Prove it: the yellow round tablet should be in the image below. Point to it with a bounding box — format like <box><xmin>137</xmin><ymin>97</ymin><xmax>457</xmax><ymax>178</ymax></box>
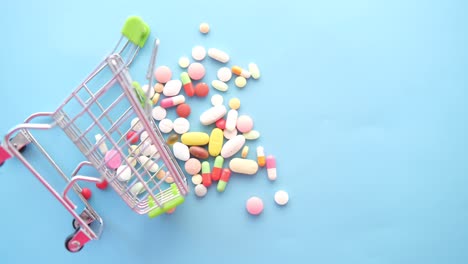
<box><xmin>178</xmin><ymin>56</ymin><xmax>190</xmax><ymax>68</ymax></box>
<box><xmin>229</xmin><ymin>98</ymin><xmax>241</xmax><ymax>110</ymax></box>
<box><xmin>235</xmin><ymin>76</ymin><xmax>247</xmax><ymax>88</ymax></box>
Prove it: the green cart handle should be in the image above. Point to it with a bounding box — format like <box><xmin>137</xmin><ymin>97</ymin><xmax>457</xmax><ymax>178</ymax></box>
<box><xmin>122</xmin><ymin>16</ymin><xmax>150</xmax><ymax>48</ymax></box>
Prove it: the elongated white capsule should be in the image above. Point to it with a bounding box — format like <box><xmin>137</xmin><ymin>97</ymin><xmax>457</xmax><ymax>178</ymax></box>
<box><xmin>208</xmin><ymin>48</ymin><xmax>230</xmax><ymax>63</ymax></box>
<box><xmin>200</xmin><ymin>105</ymin><xmax>227</xmax><ymax>125</ymax></box>
<box><xmin>225</xmin><ymin>109</ymin><xmax>238</xmax><ymax>131</ymax></box>
<box><xmin>95</xmin><ymin>134</ymin><xmax>108</xmax><ymax>155</ymax></box>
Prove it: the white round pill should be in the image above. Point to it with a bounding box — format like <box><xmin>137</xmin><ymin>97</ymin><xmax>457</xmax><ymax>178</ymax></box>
<box><xmin>142</xmin><ymin>84</ymin><xmax>155</xmax><ymax>99</ymax></box>
<box><xmin>192</xmin><ymin>174</ymin><xmax>202</xmax><ymax>185</ymax></box>
<box><xmin>178</xmin><ymin>56</ymin><xmax>190</xmax><ymax>68</ymax></box>
<box><xmin>140</xmin><ymin>131</ymin><xmax>151</xmax><ymax>144</ymax></box>
<box><xmin>130</xmin><ymin>182</ymin><xmax>144</xmax><ymax>196</ymax></box>
<box><xmin>223</xmin><ymin>128</ymin><xmax>238</xmax><ymax>139</ymax></box>
<box><xmin>173</xmin><ymin>142</ymin><xmax>190</xmax><ymax>161</ymax></box>
<box><xmin>211</xmin><ymin>94</ymin><xmax>224</xmax><ymax>106</ymax></box>
<box><xmin>158</xmin><ymin>118</ymin><xmax>173</xmax><ymax>133</ymax></box>
<box><xmin>194</xmin><ymin>184</ymin><xmax>207</xmax><ymax>197</ymax></box>
<box><xmin>131</xmin><ymin>118</ymin><xmax>144</xmax><ymax>132</ymax></box>
<box><xmin>217</xmin><ymin>67</ymin><xmax>232</xmax><ymax>82</ymax></box>
<box><xmin>117</xmin><ymin>165</ymin><xmax>132</xmax><ymax>181</ymax></box>
<box><xmin>274</xmin><ymin>190</ymin><xmax>289</xmax><ymax>206</ymax></box>
<box><xmin>163</xmin><ymin>80</ymin><xmax>182</xmax><ymax>97</ymax></box>
<box><xmin>173</xmin><ymin>118</ymin><xmax>190</xmax><ymax>134</ymax></box>
<box><xmin>152</xmin><ymin>106</ymin><xmax>167</xmax><ymax>121</ymax></box>
<box><xmin>192</xmin><ymin>46</ymin><xmax>206</xmax><ymax>61</ymax></box>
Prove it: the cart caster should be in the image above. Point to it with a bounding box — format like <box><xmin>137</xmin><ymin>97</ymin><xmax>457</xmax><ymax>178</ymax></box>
<box><xmin>65</xmin><ymin>232</ymin><xmax>84</xmax><ymax>253</ymax></box>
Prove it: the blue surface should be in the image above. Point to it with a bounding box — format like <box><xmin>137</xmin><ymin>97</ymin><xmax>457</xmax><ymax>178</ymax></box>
<box><xmin>1</xmin><ymin>0</ymin><xmax>467</xmax><ymax>263</ymax></box>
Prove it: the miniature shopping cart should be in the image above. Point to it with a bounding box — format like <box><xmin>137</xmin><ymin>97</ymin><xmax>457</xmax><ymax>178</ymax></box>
<box><xmin>0</xmin><ymin>16</ymin><xmax>188</xmax><ymax>252</ymax></box>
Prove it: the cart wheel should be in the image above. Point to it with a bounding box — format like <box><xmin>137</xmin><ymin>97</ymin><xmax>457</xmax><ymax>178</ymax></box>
<box><xmin>65</xmin><ymin>233</ymin><xmax>84</xmax><ymax>253</ymax></box>
<box><xmin>72</xmin><ymin>219</ymin><xmax>79</xmax><ymax>230</ymax></box>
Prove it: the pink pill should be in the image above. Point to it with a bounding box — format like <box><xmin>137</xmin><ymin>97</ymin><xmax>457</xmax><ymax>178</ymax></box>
<box><xmin>187</xmin><ymin>62</ymin><xmax>205</xmax><ymax>81</ymax></box>
<box><xmin>246</xmin><ymin>196</ymin><xmax>263</xmax><ymax>215</ymax></box>
<box><xmin>154</xmin><ymin>66</ymin><xmax>172</xmax><ymax>83</ymax></box>
<box><xmin>104</xmin><ymin>149</ymin><xmax>122</xmax><ymax>169</ymax></box>
<box><xmin>236</xmin><ymin>115</ymin><xmax>254</xmax><ymax>133</ymax></box>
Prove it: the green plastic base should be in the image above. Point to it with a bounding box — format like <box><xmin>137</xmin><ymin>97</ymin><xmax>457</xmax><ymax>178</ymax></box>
<box><xmin>148</xmin><ymin>184</ymin><xmax>185</xmax><ymax>218</ymax></box>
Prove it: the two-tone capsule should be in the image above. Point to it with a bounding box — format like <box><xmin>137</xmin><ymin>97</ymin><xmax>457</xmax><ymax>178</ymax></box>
<box><xmin>217</xmin><ymin>168</ymin><xmax>231</xmax><ymax>192</ymax></box>
<box><xmin>180</xmin><ymin>72</ymin><xmax>195</xmax><ymax>97</ymax></box>
<box><xmin>211</xmin><ymin>156</ymin><xmax>224</xmax><ymax>181</ymax></box>
<box><xmin>202</xmin><ymin>161</ymin><xmax>212</xmax><ymax>187</ymax></box>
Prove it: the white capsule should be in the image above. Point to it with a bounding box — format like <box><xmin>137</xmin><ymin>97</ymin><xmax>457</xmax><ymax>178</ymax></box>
<box><xmin>224</xmin><ymin>128</ymin><xmax>238</xmax><ymax>139</ymax></box>
<box><xmin>116</xmin><ymin>165</ymin><xmax>132</xmax><ymax>181</ymax></box>
<box><xmin>243</xmin><ymin>130</ymin><xmax>260</xmax><ymax>140</ymax></box>
<box><xmin>208</xmin><ymin>48</ymin><xmax>230</xmax><ymax>63</ymax></box>
<box><xmin>138</xmin><ymin>156</ymin><xmax>159</xmax><ymax>173</ymax></box>
<box><xmin>130</xmin><ymin>182</ymin><xmax>145</xmax><ymax>196</ymax></box>
<box><xmin>221</xmin><ymin>135</ymin><xmax>245</xmax><ymax>158</ymax></box>
<box><xmin>200</xmin><ymin>105</ymin><xmax>227</xmax><ymax>125</ymax></box>
<box><xmin>225</xmin><ymin>109</ymin><xmax>238</xmax><ymax>131</ymax></box>
<box><xmin>94</xmin><ymin>134</ymin><xmax>108</xmax><ymax>155</ymax></box>
<box><xmin>211</xmin><ymin>80</ymin><xmax>228</xmax><ymax>92</ymax></box>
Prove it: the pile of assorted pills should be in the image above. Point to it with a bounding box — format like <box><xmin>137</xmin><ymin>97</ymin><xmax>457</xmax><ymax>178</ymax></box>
<box><xmin>144</xmin><ymin>22</ymin><xmax>288</xmax><ymax>215</ymax></box>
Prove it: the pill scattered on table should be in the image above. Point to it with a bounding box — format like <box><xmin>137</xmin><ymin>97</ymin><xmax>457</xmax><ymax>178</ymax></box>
<box><xmin>208</xmin><ymin>48</ymin><xmax>229</xmax><ymax>63</ymax></box>
<box><xmin>266</xmin><ymin>155</ymin><xmax>277</xmax><ymax>181</ymax></box>
<box><xmin>228</xmin><ymin>98</ymin><xmax>241</xmax><ymax>110</ymax></box>
<box><xmin>229</xmin><ymin>158</ymin><xmax>258</xmax><ymax>175</ymax></box>
<box><xmin>257</xmin><ymin>146</ymin><xmax>266</xmax><ymax>167</ymax></box>
<box><xmin>105</xmin><ymin>149</ymin><xmax>122</xmax><ymax>169</ymax></box>
<box><xmin>185</xmin><ymin>158</ymin><xmax>202</xmax><ymax>175</ymax></box>
<box><xmin>199</xmin><ymin>22</ymin><xmax>210</xmax><ymax>34</ymax></box>
<box><xmin>211</xmin><ymin>94</ymin><xmax>224</xmax><ymax>106</ymax></box>
<box><xmin>130</xmin><ymin>182</ymin><xmax>144</xmax><ymax>196</ymax></box>
<box><xmin>154</xmin><ymin>83</ymin><xmax>164</xmax><ymax>93</ymax></box>
<box><xmin>235</xmin><ymin>76</ymin><xmax>247</xmax><ymax>88</ymax></box>
<box><xmin>192</xmin><ymin>174</ymin><xmax>203</xmax><ymax>185</ymax></box>
<box><xmin>217</xmin><ymin>67</ymin><xmax>232</xmax><ymax>82</ymax></box>
<box><xmin>195</xmin><ymin>184</ymin><xmax>208</xmax><ymax>197</ymax></box>
<box><xmin>158</xmin><ymin>118</ymin><xmax>173</xmax><ymax>133</ymax></box>
<box><xmin>274</xmin><ymin>190</ymin><xmax>289</xmax><ymax>206</ymax></box>
<box><xmin>248</xmin><ymin>63</ymin><xmax>261</xmax><ymax>79</ymax></box>
<box><xmin>188</xmin><ymin>62</ymin><xmax>205</xmax><ymax>80</ymax></box>
<box><xmin>154</xmin><ymin>65</ymin><xmax>172</xmax><ymax>83</ymax></box>
<box><xmin>178</xmin><ymin>56</ymin><xmax>190</xmax><ymax>68</ymax></box>
<box><xmin>241</xmin><ymin>146</ymin><xmax>249</xmax><ymax>158</ymax></box>
<box><xmin>166</xmin><ymin>133</ymin><xmax>179</xmax><ymax>145</ymax></box>
<box><xmin>232</xmin><ymin>65</ymin><xmax>251</xmax><ymax>79</ymax></box>
<box><xmin>194</xmin><ymin>82</ymin><xmax>209</xmax><ymax>97</ymax></box>
<box><xmin>160</xmin><ymin>95</ymin><xmax>186</xmax><ymax>108</ymax></box>
<box><xmin>116</xmin><ymin>164</ymin><xmax>131</xmax><ymax>181</ymax></box>
<box><xmin>163</xmin><ymin>80</ymin><xmax>182</xmax><ymax>97</ymax></box>
<box><xmin>152</xmin><ymin>106</ymin><xmax>167</xmax><ymax>121</ymax></box>
<box><xmin>246</xmin><ymin>196</ymin><xmax>263</xmax><ymax>215</ymax></box>
<box><xmin>142</xmin><ymin>84</ymin><xmax>155</xmax><ymax>99</ymax></box>
<box><xmin>192</xmin><ymin>46</ymin><xmax>206</xmax><ymax>61</ymax></box>
<box><xmin>212</xmin><ymin>80</ymin><xmax>228</xmax><ymax>92</ymax></box>
<box><xmin>173</xmin><ymin>117</ymin><xmax>190</xmax><ymax>134</ymax></box>
<box><xmin>176</xmin><ymin>103</ymin><xmax>191</xmax><ymax>118</ymax></box>
<box><xmin>131</xmin><ymin>118</ymin><xmax>143</xmax><ymax>132</ymax></box>
<box><xmin>236</xmin><ymin>115</ymin><xmax>254</xmax><ymax>133</ymax></box>
<box><xmin>173</xmin><ymin>142</ymin><xmax>190</xmax><ymax>161</ymax></box>
<box><xmin>243</xmin><ymin>130</ymin><xmax>260</xmax><ymax>140</ymax></box>
<box><xmin>223</xmin><ymin>128</ymin><xmax>237</xmax><ymax>139</ymax></box>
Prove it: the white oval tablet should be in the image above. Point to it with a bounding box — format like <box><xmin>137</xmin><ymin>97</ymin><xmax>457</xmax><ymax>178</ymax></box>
<box><xmin>158</xmin><ymin>118</ymin><xmax>173</xmax><ymax>133</ymax></box>
<box><xmin>211</xmin><ymin>80</ymin><xmax>228</xmax><ymax>92</ymax></box>
<box><xmin>152</xmin><ymin>106</ymin><xmax>167</xmax><ymax>121</ymax></box>
<box><xmin>221</xmin><ymin>135</ymin><xmax>245</xmax><ymax>158</ymax></box>
<box><xmin>225</xmin><ymin>109</ymin><xmax>238</xmax><ymax>131</ymax></box>
<box><xmin>173</xmin><ymin>142</ymin><xmax>190</xmax><ymax>161</ymax></box>
<box><xmin>130</xmin><ymin>182</ymin><xmax>145</xmax><ymax>196</ymax></box>
<box><xmin>223</xmin><ymin>128</ymin><xmax>237</xmax><ymax>139</ymax></box>
<box><xmin>142</xmin><ymin>84</ymin><xmax>155</xmax><ymax>99</ymax></box>
<box><xmin>217</xmin><ymin>67</ymin><xmax>232</xmax><ymax>82</ymax></box>
<box><xmin>173</xmin><ymin>118</ymin><xmax>190</xmax><ymax>134</ymax></box>
<box><xmin>243</xmin><ymin>130</ymin><xmax>260</xmax><ymax>140</ymax></box>
<box><xmin>131</xmin><ymin>118</ymin><xmax>144</xmax><ymax>132</ymax></box>
<box><xmin>274</xmin><ymin>190</ymin><xmax>289</xmax><ymax>205</ymax></box>
<box><xmin>138</xmin><ymin>156</ymin><xmax>159</xmax><ymax>172</ymax></box>
<box><xmin>163</xmin><ymin>80</ymin><xmax>182</xmax><ymax>97</ymax></box>
<box><xmin>200</xmin><ymin>105</ymin><xmax>227</xmax><ymax>125</ymax></box>
<box><xmin>229</xmin><ymin>158</ymin><xmax>258</xmax><ymax>175</ymax></box>
<box><xmin>192</xmin><ymin>46</ymin><xmax>207</xmax><ymax>61</ymax></box>
<box><xmin>208</xmin><ymin>48</ymin><xmax>230</xmax><ymax>63</ymax></box>
<box><xmin>211</xmin><ymin>94</ymin><xmax>224</xmax><ymax>106</ymax></box>
<box><xmin>194</xmin><ymin>184</ymin><xmax>208</xmax><ymax>197</ymax></box>
<box><xmin>117</xmin><ymin>165</ymin><xmax>132</xmax><ymax>181</ymax></box>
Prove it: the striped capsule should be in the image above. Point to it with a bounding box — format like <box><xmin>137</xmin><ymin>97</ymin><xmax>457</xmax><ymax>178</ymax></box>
<box><xmin>202</xmin><ymin>161</ymin><xmax>212</xmax><ymax>187</ymax></box>
<box><xmin>211</xmin><ymin>156</ymin><xmax>224</xmax><ymax>181</ymax></box>
<box><xmin>232</xmin><ymin>66</ymin><xmax>251</xmax><ymax>79</ymax></box>
<box><xmin>180</xmin><ymin>72</ymin><xmax>195</xmax><ymax>97</ymax></box>
<box><xmin>217</xmin><ymin>168</ymin><xmax>231</xmax><ymax>192</ymax></box>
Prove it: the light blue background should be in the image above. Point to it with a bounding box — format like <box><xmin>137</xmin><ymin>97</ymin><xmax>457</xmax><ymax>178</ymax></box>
<box><xmin>0</xmin><ymin>0</ymin><xmax>467</xmax><ymax>263</ymax></box>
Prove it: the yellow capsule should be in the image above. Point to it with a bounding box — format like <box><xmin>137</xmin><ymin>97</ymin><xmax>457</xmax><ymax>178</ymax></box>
<box><xmin>241</xmin><ymin>146</ymin><xmax>249</xmax><ymax>158</ymax></box>
<box><xmin>152</xmin><ymin>93</ymin><xmax>160</xmax><ymax>104</ymax></box>
<box><xmin>209</xmin><ymin>128</ymin><xmax>224</xmax><ymax>156</ymax></box>
<box><xmin>257</xmin><ymin>146</ymin><xmax>266</xmax><ymax>167</ymax></box>
<box><xmin>181</xmin><ymin>132</ymin><xmax>210</xmax><ymax>146</ymax></box>
<box><xmin>166</xmin><ymin>134</ymin><xmax>179</xmax><ymax>145</ymax></box>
